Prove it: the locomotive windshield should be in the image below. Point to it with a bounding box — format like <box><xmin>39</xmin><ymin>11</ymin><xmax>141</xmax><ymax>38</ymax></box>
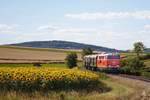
<box><xmin>107</xmin><ymin>55</ymin><xmax>120</xmax><ymax>59</ymax></box>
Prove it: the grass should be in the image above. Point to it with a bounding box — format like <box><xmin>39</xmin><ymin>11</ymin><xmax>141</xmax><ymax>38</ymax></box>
<box><xmin>0</xmin><ymin>63</ymin><xmax>67</xmax><ymax>68</ymax></box>
<box><xmin>144</xmin><ymin>59</ymin><xmax>150</xmax><ymax>68</ymax></box>
<box><xmin>0</xmin><ymin>77</ymin><xmax>134</xmax><ymax>100</ymax></box>
<box><xmin>120</xmin><ymin>52</ymin><xmax>137</xmax><ymax>57</ymax></box>
<box><xmin>0</xmin><ymin>61</ymin><xmax>84</xmax><ymax>68</ymax></box>
<box><xmin>120</xmin><ymin>52</ymin><xmax>148</xmax><ymax>58</ymax></box>
<box><xmin>98</xmin><ymin>79</ymin><xmax>134</xmax><ymax>100</ymax></box>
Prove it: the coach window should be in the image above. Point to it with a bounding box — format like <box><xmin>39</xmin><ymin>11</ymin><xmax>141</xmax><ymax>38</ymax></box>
<box><xmin>104</xmin><ymin>56</ymin><xmax>106</xmax><ymax>59</ymax></box>
<box><xmin>94</xmin><ymin>58</ymin><xmax>96</xmax><ymax>66</ymax></box>
<box><xmin>85</xmin><ymin>58</ymin><xmax>87</xmax><ymax>66</ymax></box>
<box><xmin>91</xmin><ymin>58</ymin><xmax>93</xmax><ymax>66</ymax></box>
<box><xmin>92</xmin><ymin>58</ymin><xmax>94</xmax><ymax>66</ymax></box>
<box><xmin>93</xmin><ymin>58</ymin><xmax>95</xmax><ymax>65</ymax></box>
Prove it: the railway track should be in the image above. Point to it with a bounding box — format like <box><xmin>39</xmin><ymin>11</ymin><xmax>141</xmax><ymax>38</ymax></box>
<box><xmin>108</xmin><ymin>74</ymin><xmax>150</xmax><ymax>83</ymax></box>
<box><xmin>85</xmin><ymin>66</ymin><xmax>150</xmax><ymax>83</ymax></box>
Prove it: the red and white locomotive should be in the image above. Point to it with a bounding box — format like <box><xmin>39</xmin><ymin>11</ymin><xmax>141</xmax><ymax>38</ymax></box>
<box><xmin>84</xmin><ymin>52</ymin><xmax>120</xmax><ymax>71</ymax></box>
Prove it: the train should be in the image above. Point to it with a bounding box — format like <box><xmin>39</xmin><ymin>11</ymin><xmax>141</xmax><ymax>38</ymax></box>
<box><xmin>84</xmin><ymin>53</ymin><xmax>121</xmax><ymax>72</ymax></box>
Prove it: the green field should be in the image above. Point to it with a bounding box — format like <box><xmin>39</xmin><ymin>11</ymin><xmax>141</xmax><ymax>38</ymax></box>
<box><xmin>0</xmin><ymin>63</ymin><xmax>67</xmax><ymax>68</ymax></box>
<box><xmin>120</xmin><ymin>52</ymin><xmax>148</xmax><ymax>58</ymax></box>
<box><xmin>144</xmin><ymin>59</ymin><xmax>150</xmax><ymax>68</ymax></box>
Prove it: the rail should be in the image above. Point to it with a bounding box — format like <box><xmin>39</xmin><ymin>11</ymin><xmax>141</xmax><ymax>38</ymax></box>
<box><xmin>108</xmin><ymin>74</ymin><xmax>150</xmax><ymax>83</ymax></box>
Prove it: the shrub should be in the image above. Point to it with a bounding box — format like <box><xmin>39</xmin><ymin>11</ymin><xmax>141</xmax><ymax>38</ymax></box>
<box><xmin>65</xmin><ymin>52</ymin><xmax>78</xmax><ymax>68</ymax></box>
<box><xmin>33</xmin><ymin>63</ymin><xmax>42</xmax><ymax>67</ymax></box>
<box><xmin>120</xmin><ymin>58</ymin><xmax>130</xmax><ymax>67</ymax></box>
<box><xmin>120</xmin><ymin>57</ymin><xmax>145</xmax><ymax>75</ymax></box>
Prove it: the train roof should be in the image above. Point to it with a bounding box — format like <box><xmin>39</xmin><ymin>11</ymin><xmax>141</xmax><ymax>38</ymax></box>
<box><xmin>84</xmin><ymin>54</ymin><xmax>97</xmax><ymax>58</ymax></box>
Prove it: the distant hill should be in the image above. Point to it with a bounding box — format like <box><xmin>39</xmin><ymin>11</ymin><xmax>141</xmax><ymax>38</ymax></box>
<box><xmin>145</xmin><ymin>48</ymin><xmax>150</xmax><ymax>53</ymax></box>
<box><xmin>10</xmin><ymin>40</ymin><xmax>123</xmax><ymax>52</ymax></box>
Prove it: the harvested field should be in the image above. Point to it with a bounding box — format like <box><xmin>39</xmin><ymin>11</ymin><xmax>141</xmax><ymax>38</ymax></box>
<box><xmin>0</xmin><ymin>46</ymin><xmax>82</xmax><ymax>63</ymax></box>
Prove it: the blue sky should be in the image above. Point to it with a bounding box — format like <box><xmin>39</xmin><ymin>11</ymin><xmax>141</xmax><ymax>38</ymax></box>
<box><xmin>0</xmin><ymin>0</ymin><xmax>150</xmax><ymax>50</ymax></box>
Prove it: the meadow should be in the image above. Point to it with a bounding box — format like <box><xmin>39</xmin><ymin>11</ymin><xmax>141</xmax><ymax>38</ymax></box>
<box><xmin>0</xmin><ymin>63</ymin><xmax>67</xmax><ymax>68</ymax></box>
<box><xmin>0</xmin><ymin>46</ymin><xmax>150</xmax><ymax>100</ymax></box>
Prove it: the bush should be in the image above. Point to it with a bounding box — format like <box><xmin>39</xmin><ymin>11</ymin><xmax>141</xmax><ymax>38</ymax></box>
<box><xmin>120</xmin><ymin>57</ymin><xmax>145</xmax><ymax>75</ymax></box>
<box><xmin>65</xmin><ymin>52</ymin><xmax>77</xmax><ymax>68</ymax></box>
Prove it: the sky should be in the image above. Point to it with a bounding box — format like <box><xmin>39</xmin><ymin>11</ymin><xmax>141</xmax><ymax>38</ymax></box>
<box><xmin>0</xmin><ymin>0</ymin><xmax>150</xmax><ymax>50</ymax></box>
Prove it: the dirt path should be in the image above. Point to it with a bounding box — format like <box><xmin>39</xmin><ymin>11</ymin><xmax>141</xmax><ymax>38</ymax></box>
<box><xmin>108</xmin><ymin>74</ymin><xmax>150</xmax><ymax>100</ymax></box>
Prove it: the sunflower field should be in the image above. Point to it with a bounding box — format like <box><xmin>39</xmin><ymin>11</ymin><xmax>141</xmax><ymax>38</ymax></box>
<box><xmin>0</xmin><ymin>67</ymin><xmax>99</xmax><ymax>92</ymax></box>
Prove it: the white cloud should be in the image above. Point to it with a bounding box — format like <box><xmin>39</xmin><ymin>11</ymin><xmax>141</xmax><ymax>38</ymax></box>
<box><xmin>13</xmin><ymin>25</ymin><xmax>149</xmax><ymax>50</ymax></box>
<box><xmin>0</xmin><ymin>24</ymin><xmax>19</xmax><ymax>33</ymax></box>
<box><xmin>37</xmin><ymin>25</ymin><xmax>97</xmax><ymax>34</ymax></box>
<box><xmin>53</xmin><ymin>28</ymin><xmax>97</xmax><ymax>34</ymax></box>
<box><xmin>37</xmin><ymin>25</ymin><xmax>59</xmax><ymax>31</ymax></box>
<box><xmin>65</xmin><ymin>11</ymin><xmax>150</xmax><ymax>20</ymax></box>
<box><xmin>36</xmin><ymin>25</ymin><xmax>133</xmax><ymax>48</ymax></box>
<box><xmin>144</xmin><ymin>24</ymin><xmax>150</xmax><ymax>29</ymax></box>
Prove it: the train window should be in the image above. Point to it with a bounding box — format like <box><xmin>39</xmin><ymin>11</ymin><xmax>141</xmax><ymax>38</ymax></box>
<box><xmin>92</xmin><ymin>59</ymin><xmax>94</xmax><ymax>66</ymax></box>
<box><xmin>94</xmin><ymin>58</ymin><xmax>96</xmax><ymax>66</ymax></box>
<box><xmin>107</xmin><ymin>55</ymin><xmax>120</xmax><ymax>59</ymax></box>
<box><xmin>104</xmin><ymin>56</ymin><xmax>105</xmax><ymax>59</ymax></box>
<box><xmin>99</xmin><ymin>56</ymin><xmax>104</xmax><ymax>59</ymax></box>
<box><xmin>99</xmin><ymin>56</ymin><xmax>101</xmax><ymax>59</ymax></box>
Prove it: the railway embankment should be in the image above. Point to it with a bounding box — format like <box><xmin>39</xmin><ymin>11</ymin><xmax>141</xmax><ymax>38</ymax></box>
<box><xmin>108</xmin><ymin>74</ymin><xmax>150</xmax><ymax>100</ymax></box>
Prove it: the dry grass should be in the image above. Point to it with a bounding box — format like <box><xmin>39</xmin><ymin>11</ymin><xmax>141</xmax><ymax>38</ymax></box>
<box><xmin>0</xmin><ymin>46</ymin><xmax>82</xmax><ymax>63</ymax></box>
<box><xmin>144</xmin><ymin>59</ymin><xmax>150</xmax><ymax>68</ymax></box>
<box><xmin>108</xmin><ymin>74</ymin><xmax>150</xmax><ymax>100</ymax></box>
